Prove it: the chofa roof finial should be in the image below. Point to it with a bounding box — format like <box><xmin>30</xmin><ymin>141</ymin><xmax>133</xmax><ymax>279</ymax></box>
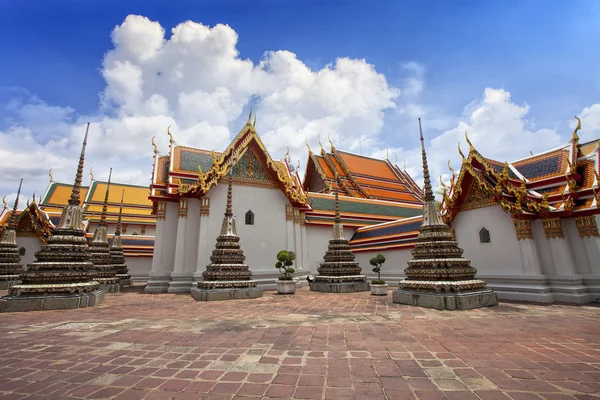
<box><xmin>152</xmin><ymin>135</ymin><xmax>158</xmax><ymax>154</ymax></box>
<box><xmin>572</xmin><ymin>116</ymin><xmax>581</xmax><ymax>142</ymax></box>
<box><xmin>167</xmin><ymin>125</ymin><xmax>174</xmax><ymax>146</ymax></box>
<box><xmin>90</xmin><ymin>167</ymin><xmax>94</xmax><ymax>182</ymax></box>
<box><xmin>48</xmin><ymin>168</ymin><xmax>53</xmax><ymax>183</ymax></box>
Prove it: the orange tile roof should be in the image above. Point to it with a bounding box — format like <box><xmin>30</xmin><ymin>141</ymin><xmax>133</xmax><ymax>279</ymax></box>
<box><xmin>511</xmin><ymin>149</ymin><xmax>569</xmax><ymax>182</ymax></box>
<box><xmin>579</xmin><ymin>160</ymin><xmax>597</xmax><ymax>189</ymax></box>
<box><xmin>43</xmin><ymin>183</ymin><xmax>88</xmax><ymax>206</ymax></box>
<box><xmin>337</xmin><ymin>151</ymin><xmax>397</xmax><ymax>180</ymax></box>
<box><xmin>579</xmin><ymin>139</ymin><xmax>599</xmax><ymax>157</ymax></box>
<box><xmin>356</xmin><ymin>176</ymin><xmax>408</xmax><ymax>191</ymax></box>
<box><xmin>87</xmin><ymin>182</ymin><xmax>151</xmax><ymax>207</ymax></box>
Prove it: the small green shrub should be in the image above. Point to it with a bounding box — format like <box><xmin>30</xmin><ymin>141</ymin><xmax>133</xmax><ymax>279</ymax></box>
<box><xmin>275</xmin><ymin>250</ymin><xmax>296</xmax><ymax>280</ymax></box>
<box><xmin>369</xmin><ymin>253</ymin><xmax>386</xmax><ymax>284</ymax></box>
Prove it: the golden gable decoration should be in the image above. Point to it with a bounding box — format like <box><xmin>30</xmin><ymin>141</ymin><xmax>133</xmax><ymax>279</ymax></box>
<box><xmin>575</xmin><ymin>215</ymin><xmax>600</xmax><ymax>238</ymax></box>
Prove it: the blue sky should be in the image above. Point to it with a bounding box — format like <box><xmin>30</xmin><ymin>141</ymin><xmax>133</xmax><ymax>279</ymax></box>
<box><xmin>1</xmin><ymin>0</ymin><xmax>599</xmax><ymax>201</ymax></box>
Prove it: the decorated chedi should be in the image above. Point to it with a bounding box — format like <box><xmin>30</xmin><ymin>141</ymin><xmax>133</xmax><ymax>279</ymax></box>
<box><xmin>0</xmin><ymin>180</ymin><xmax>25</xmax><ymax>289</ymax></box>
<box><xmin>393</xmin><ymin>119</ymin><xmax>498</xmax><ymax>310</ymax></box>
<box><xmin>0</xmin><ymin>124</ymin><xmax>104</xmax><ymax>313</ymax></box>
<box><xmin>310</xmin><ymin>185</ymin><xmax>369</xmax><ymax>293</ymax></box>
<box><xmin>191</xmin><ymin>164</ymin><xmax>263</xmax><ymax>301</ymax></box>
<box><xmin>111</xmin><ymin>190</ymin><xmax>131</xmax><ymax>287</ymax></box>
<box><xmin>89</xmin><ymin>168</ymin><xmax>120</xmax><ymax>293</ymax></box>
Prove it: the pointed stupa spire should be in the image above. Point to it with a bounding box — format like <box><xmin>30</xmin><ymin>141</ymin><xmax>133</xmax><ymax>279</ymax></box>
<box><xmin>419</xmin><ymin>118</ymin><xmax>435</xmax><ymax>202</ymax></box>
<box><xmin>100</xmin><ymin>168</ymin><xmax>112</xmax><ymax>227</ymax></box>
<box><xmin>7</xmin><ymin>179</ymin><xmax>23</xmax><ymax>231</ymax></box>
<box><xmin>225</xmin><ymin>171</ymin><xmax>233</xmax><ymax>218</ymax></box>
<box><xmin>69</xmin><ymin>123</ymin><xmax>90</xmax><ymax>206</ymax></box>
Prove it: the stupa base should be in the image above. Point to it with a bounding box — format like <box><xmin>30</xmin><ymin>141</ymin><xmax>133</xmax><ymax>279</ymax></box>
<box><xmin>98</xmin><ymin>283</ymin><xmax>121</xmax><ymax>294</ymax></box>
<box><xmin>310</xmin><ymin>276</ymin><xmax>369</xmax><ymax>293</ymax></box>
<box><xmin>117</xmin><ymin>274</ymin><xmax>131</xmax><ymax>287</ymax></box>
<box><xmin>393</xmin><ymin>289</ymin><xmax>498</xmax><ymax>310</ymax></box>
<box><xmin>190</xmin><ymin>286</ymin><xmax>263</xmax><ymax>302</ymax></box>
<box><xmin>0</xmin><ymin>278</ymin><xmax>20</xmax><ymax>290</ymax></box>
<box><xmin>0</xmin><ymin>290</ymin><xmax>105</xmax><ymax>313</ymax></box>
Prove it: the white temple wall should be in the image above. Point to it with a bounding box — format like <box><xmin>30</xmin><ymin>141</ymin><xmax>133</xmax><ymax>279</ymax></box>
<box><xmin>452</xmin><ymin>206</ymin><xmax>522</xmax><ymax>274</ymax></box>
<box><xmin>145</xmin><ymin>201</ymin><xmax>178</xmax><ymax>293</ymax></box>
<box><xmin>126</xmin><ymin>257</ymin><xmax>152</xmax><ymax>281</ymax></box>
<box><xmin>15</xmin><ymin>237</ymin><xmax>42</xmax><ymax>267</ymax></box>
<box><xmin>353</xmin><ymin>250</ymin><xmax>411</xmax><ymax>284</ymax></box>
<box><xmin>194</xmin><ymin>183</ymin><xmax>294</xmax><ymax>288</ymax></box>
<box><xmin>532</xmin><ymin>220</ymin><xmax>556</xmax><ymax>275</ymax></box>
<box><xmin>452</xmin><ymin>206</ymin><xmax>556</xmax><ymax>302</ymax></box>
<box><xmin>305</xmin><ymin>224</ymin><xmax>353</xmax><ymax>274</ymax></box>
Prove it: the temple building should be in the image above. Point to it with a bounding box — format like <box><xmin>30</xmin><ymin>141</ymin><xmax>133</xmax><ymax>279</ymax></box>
<box><xmin>146</xmin><ymin>113</ymin><xmax>425</xmax><ymax>293</ymax></box>
<box><xmin>0</xmin><ymin>172</ymin><xmax>155</xmax><ymax>281</ymax></box>
<box><xmin>438</xmin><ymin>119</ymin><xmax>600</xmax><ymax>303</ymax></box>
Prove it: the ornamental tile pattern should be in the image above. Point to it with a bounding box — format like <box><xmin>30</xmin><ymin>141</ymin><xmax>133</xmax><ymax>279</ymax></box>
<box><xmin>179</xmin><ymin>151</ymin><xmax>214</xmax><ymax>173</ymax></box>
<box><xmin>230</xmin><ymin>149</ymin><xmax>273</xmax><ymax>183</ymax></box>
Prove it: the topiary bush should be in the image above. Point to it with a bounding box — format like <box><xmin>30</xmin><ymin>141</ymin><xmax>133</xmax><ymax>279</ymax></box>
<box><xmin>276</xmin><ymin>250</ymin><xmax>296</xmax><ymax>280</ymax></box>
<box><xmin>369</xmin><ymin>253</ymin><xmax>386</xmax><ymax>284</ymax></box>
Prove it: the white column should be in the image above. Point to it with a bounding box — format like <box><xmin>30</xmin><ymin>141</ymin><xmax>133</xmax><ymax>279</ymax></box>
<box><xmin>169</xmin><ymin>199</ymin><xmax>199</xmax><ymax>293</ymax></box>
<box><xmin>285</xmin><ymin>205</ymin><xmax>294</xmax><ymax>252</ymax></box>
<box><xmin>293</xmin><ymin>208</ymin><xmax>303</xmax><ymax>268</ymax></box>
<box><xmin>194</xmin><ymin>197</ymin><xmax>211</xmax><ymax>283</ymax></box>
<box><xmin>146</xmin><ymin>201</ymin><xmax>178</xmax><ymax>293</ymax></box>
<box><xmin>542</xmin><ymin>217</ymin><xmax>588</xmax><ymax>303</ymax></box>
<box><xmin>574</xmin><ymin>216</ymin><xmax>600</xmax><ymax>300</ymax></box>
<box><xmin>300</xmin><ymin>212</ymin><xmax>308</xmax><ymax>271</ymax></box>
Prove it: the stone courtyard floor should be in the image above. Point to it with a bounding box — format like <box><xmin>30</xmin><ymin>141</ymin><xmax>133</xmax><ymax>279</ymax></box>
<box><xmin>0</xmin><ymin>286</ymin><xmax>599</xmax><ymax>400</ymax></box>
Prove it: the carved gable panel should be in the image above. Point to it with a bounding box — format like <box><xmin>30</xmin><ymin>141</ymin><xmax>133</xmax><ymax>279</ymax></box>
<box><xmin>460</xmin><ymin>181</ymin><xmax>495</xmax><ymax>211</ymax></box>
<box><xmin>230</xmin><ymin>148</ymin><xmax>276</xmax><ymax>184</ymax></box>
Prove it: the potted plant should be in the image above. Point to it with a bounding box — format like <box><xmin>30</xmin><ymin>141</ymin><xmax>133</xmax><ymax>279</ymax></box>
<box><xmin>276</xmin><ymin>250</ymin><xmax>296</xmax><ymax>294</ymax></box>
<box><xmin>369</xmin><ymin>253</ymin><xmax>388</xmax><ymax>295</ymax></box>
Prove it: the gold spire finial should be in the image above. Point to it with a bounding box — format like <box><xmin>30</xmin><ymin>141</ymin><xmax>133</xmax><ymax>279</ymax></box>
<box><xmin>100</xmin><ymin>168</ymin><xmax>112</xmax><ymax>227</ymax></box>
<box><xmin>167</xmin><ymin>125</ymin><xmax>173</xmax><ymax>146</ymax></box>
<box><xmin>90</xmin><ymin>167</ymin><xmax>94</xmax><ymax>182</ymax></box>
<box><xmin>2</xmin><ymin>196</ymin><xmax>7</xmax><ymax>209</ymax></box>
<box><xmin>7</xmin><ymin>179</ymin><xmax>23</xmax><ymax>230</ymax></box>
<box><xmin>48</xmin><ymin>168</ymin><xmax>53</xmax><ymax>183</ymax></box>
<box><xmin>572</xmin><ymin>116</ymin><xmax>581</xmax><ymax>141</ymax></box>
<box><xmin>69</xmin><ymin>122</ymin><xmax>90</xmax><ymax>206</ymax></box>
<box><xmin>418</xmin><ymin>118</ymin><xmax>435</xmax><ymax>202</ymax></box>
<box><xmin>151</xmin><ymin>135</ymin><xmax>158</xmax><ymax>154</ymax></box>
<box><xmin>458</xmin><ymin>142</ymin><xmax>466</xmax><ymax>160</ymax></box>
<box><xmin>465</xmin><ymin>130</ymin><xmax>474</xmax><ymax>151</ymax></box>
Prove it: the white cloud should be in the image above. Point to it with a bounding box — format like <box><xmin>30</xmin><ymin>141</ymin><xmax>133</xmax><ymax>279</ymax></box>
<box><xmin>1</xmin><ymin>14</ymin><xmax>598</xmax><ymax>208</ymax></box>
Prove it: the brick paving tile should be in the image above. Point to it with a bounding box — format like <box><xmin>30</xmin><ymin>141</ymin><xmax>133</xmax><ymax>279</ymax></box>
<box><xmin>0</xmin><ymin>288</ymin><xmax>599</xmax><ymax>400</ymax></box>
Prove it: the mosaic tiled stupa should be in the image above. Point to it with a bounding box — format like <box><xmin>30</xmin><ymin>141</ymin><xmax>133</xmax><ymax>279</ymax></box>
<box><xmin>310</xmin><ymin>186</ymin><xmax>369</xmax><ymax>293</ymax></box>
<box><xmin>0</xmin><ymin>180</ymin><xmax>25</xmax><ymax>290</ymax></box>
<box><xmin>0</xmin><ymin>123</ymin><xmax>104</xmax><ymax>313</ymax></box>
<box><xmin>88</xmin><ymin>169</ymin><xmax>120</xmax><ymax>293</ymax></box>
<box><xmin>191</xmin><ymin>170</ymin><xmax>263</xmax><ymax>301</ymax></box>
<box><xmin>111</xmin><ymin>191</ymin><xmax>131</xmax><ymax>287</ymax></box>
<box><xmin>392</xmin><ymin>119</ymin><xmax>498</xmax><ymax>310</ymax></box>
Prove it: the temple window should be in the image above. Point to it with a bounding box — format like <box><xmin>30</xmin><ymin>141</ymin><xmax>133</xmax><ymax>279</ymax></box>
<box><xmin>245</xmin><ymin>210</ymin><xmax>255</xmax><ymax>225</ymax></box>
<box><xmin>18</xmin><ymin>247</ymin><xmax>26</xmax><ymax>256</ymax></box>
<box><xmin>479</xmin><ymin>227</ymin><xmax>491</xmax><ymax>243</ymax></box>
